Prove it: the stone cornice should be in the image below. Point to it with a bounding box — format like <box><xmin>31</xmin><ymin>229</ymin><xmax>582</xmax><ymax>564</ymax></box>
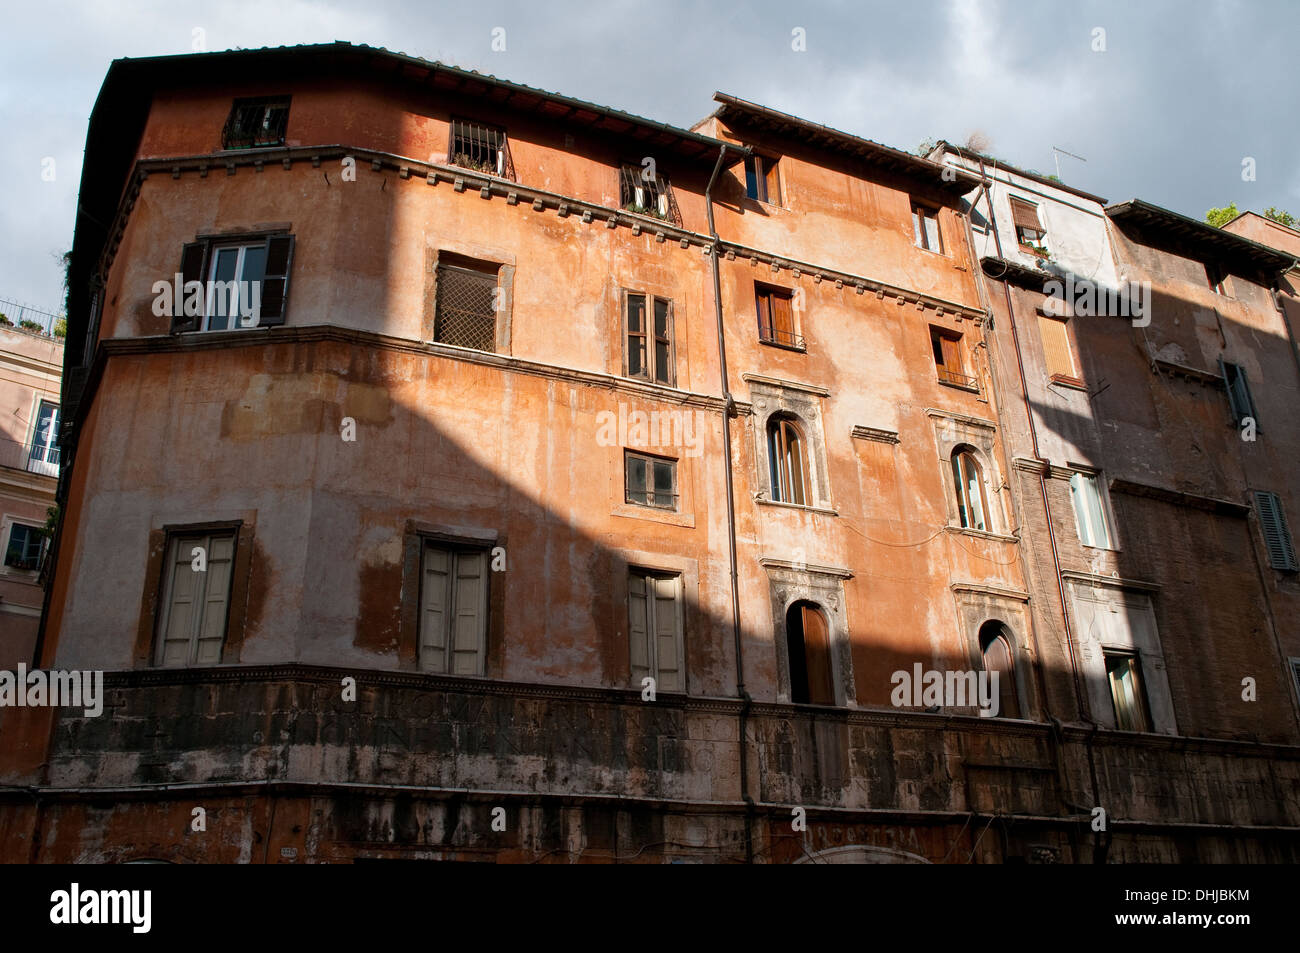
<box><xmin>1060</xmin><ymin>569</ymin><xmax>1161</xmax><ymax>593</ymax></box>
<box><xmin>741</xmin><ymin>372</ymin><xmax>830</xmax><ymax>397</ymax></box>
<box><xmin>850</xmin><ymin>425</ymin><xmax>900</xmax><ymax>444</ymax></box>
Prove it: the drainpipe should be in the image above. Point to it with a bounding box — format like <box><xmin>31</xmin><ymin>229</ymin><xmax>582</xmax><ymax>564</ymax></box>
<box><xmin>705</xmin><ymin>144</ymin><xmax>754</xmax><ymax>864</ymax></box>
<box><xmin>976</xmin><ymin>158</ymin><xmax>1089</xmax><ymax>724</ymax></box>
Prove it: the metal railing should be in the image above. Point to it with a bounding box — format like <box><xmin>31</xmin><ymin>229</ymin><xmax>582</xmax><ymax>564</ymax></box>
<box><xmin>759</xmin><ymin>326</ymin><xmax>806</xmax><ymax>350</ymax></box>
<box><xmin>448</xmin><ymin>120</ymin><xmax>515</xmax><ymax>181</ymax></box>
<box><xmin>937</xmin><ymin>367</ymin><xmax>979</xmax><ymax>390</ymax></box>
<box><xmin>0</xmin><ymin>436</ymin><xmax>61</xmax><ymax>477</ymax></box>
<box><xmin>619</xmin><ymin>166</ymin><xmax>682</xmax><ymax>226</ymax></box>
<box><xmin>0</xmin><ymin>297</ymin><xmax>63</xmax><ymax>338</ymax></box>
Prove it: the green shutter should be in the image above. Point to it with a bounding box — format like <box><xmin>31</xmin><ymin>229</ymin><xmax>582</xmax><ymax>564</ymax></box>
<box><xmin>1255</xmin><ymin>491</ymin><xmax>1299</xmax><ymax>571</ymax></box>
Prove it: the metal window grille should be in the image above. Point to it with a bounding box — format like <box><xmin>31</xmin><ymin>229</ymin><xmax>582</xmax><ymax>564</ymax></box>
<box><xmin>434</xmin><ymin>263</ymin><xmax>498</xmax><ymax>351</ymax></box>
<box><xmin>619</xmin><ymin>165</ymin><xmax>682</xmax><ymax>226</ymax></box>
<box><xmin>449</xmin><ymin>120</ymin><xmax>515</xmax><ymax>181</ymax></box>
<box><xmin>222</xmin><ymin>99</ymin><xmax>290</xmax><ymax>150</ymax></box>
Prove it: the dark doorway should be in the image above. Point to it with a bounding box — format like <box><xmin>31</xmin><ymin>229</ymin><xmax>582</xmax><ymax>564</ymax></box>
<box><xmin>979</xmin><ymin>621</ymin><xmax>1021</xmax><ymax>718</ymax></box>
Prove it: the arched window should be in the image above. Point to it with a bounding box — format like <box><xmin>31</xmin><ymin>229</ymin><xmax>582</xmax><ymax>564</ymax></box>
<box><xmin>768</xmin><ymin>416</ymin><xmax>808</xmax><ymax>505</ymax></box>
<box><xmin>979</xmin><ymin>621</ymin><xmax>1020</xmax><ymax>719</ymax></box>
<box><xmin>951</xmin><ymin>447</ymin><xmax>990</xmax><ymax>531</ymax></box>
<box><xmin>786</xmin><ymin>601</ymin><xmax>834</xmax><ymax>705</ymax></box>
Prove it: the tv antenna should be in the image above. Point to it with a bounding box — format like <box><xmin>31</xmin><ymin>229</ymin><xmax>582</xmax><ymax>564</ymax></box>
<box><xmin>1052</xmin><ymin>146</ymin><xmax>1086</xmax><ymax>180</ymax></box>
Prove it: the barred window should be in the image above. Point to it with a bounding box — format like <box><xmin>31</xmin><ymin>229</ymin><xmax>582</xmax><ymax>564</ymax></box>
<box><xmin>449</xmin><ymin>119</ymin><xmax>514</xmax><ymax>180</ymax></box>
<box><xmin>434</xmin><ymin>256</ymin><xmax>499</xmax><ymax>352</ymax></box>
<box><xmin>619</xmin><ymin>164</ymin><xmax>681</xmax><ymax>226</ymax></box>
<box><xmin>222</xmin><ymin>97</ymin><xmax>290</xmax><ymax>150</ymax></box>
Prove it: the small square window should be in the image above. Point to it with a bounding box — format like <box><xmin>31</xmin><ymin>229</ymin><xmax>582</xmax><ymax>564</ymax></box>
<box><xmin>625</xmin><ymin>451</ymin><xmax>677</xmax><ymax>510</ymax></box>
<box><xmin>154</xmin><ymin>532</ymin><xmax>236</xmax><ymax>667</ymax></box>
<box><xmin>449</xmin><ymin>119</ymin><xmax>513</xmax><ymax>179</ymax></box>
<box><xmin>930</xmin><ymin>327</ymin><xmax>975</xmax><ymax>389</ymax></box>
<box><xmin>4</xmin><ymin>523</ymin><xmax>46</xmax><ymax>572</ymax></box>
<box><xmin>222</xmin><ymin>98</ymin><xmax>290</xmax><ymax>150</ymax></box>
<box><xmin>434</xmin><ymin>255</ymin><xmax>500</xmax><ymax>352</ymax></box>
<box><xmin>756</xmin><ymin>285</ymin><xmax>803</xmax><ymax>349</ymax></box>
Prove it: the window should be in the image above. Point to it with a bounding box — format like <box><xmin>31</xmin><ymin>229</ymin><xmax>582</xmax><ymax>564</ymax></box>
<box><xmin>951</xmin><ymin>448</ymin><xmax>990</xmax><ymax>531</ymax></box>
<box><xmin>172</xmin><ymin>234</ymin><xmax>295</xmax><ymax>333</ymax></box>
<box><xmin>1038</xmin><ymin>313</ymin><xmax>1079</xmax><ymax>383</ymax></box>
<box><xmin>912</xmin><ymin>202</ymin><xmax>942</xmax><ymax>253</ymax></box>
<box><xmin>448</xmin><ymin>119</ymin><xmax>513</xmax><ymax>180</ymax></box>
<box><xmin>628</xmin><ymin>570</ymin><xmax>684</xmax><ymax>692</ymax></box>
<box><xmin>1219</xmin><ymin>359</ymin><xmax>1258</xmax><ymax>426</ymax></box>
<box><xmin>756</xmin><ymin>285</ymin><xmax>803</xmax><ymax>349</ymax></box>
<box><xmin>744</xmin><ymin>154</ymin><xmax>781</xmax><ymax>205</ymax></box>
<box><xmin>419</xmin><ymin>542</ymin><xmax>489</xmax><ymax>675</ymax></box>
<box><xmin>619</xmin><ymin>164</ymin><xmax>680</xmax><ymax>225</ymax></box>
<box><xmin>979</xmin><ymin>621</ymin><xmax>1020</xmax><ymax>719</ymax></box>
<box><xmin>434</xmin><ymin>255</ymin><xmax>499</xmax><ymax>351</ymax></box>
<box><xmin>4</xmin><ymin>523</ymin><xmax>46</xmax><ymax>572</ymax></box>
<box><xmin>221</xmin><ymin>97</ymin><xmax>290</xmax><ymax>150</ymax></box>
<box><xmin>1069</xmin><ymin>471</ymin><xmax>1113</xmax><ymax>549</ymax></box>
<box><xmin>154</xmin><ymin>532</ymin><xmax>235</xmax><ymax>667</ymax></box>
<box><xmin>1291</xmin><ymin>658</ymin><xmax>1300</xmax><ymax>705</ymax></box>
<box><xmin>1010</xmin><ymin>197</ymin><xmax>1047</xmax><ymax>254</ymax></box>
<box><xmin>930</xmin><ymin>327</ymin><xmax>975</xmax><ymax>389</ymax></box>
<box><xmin>625</xmin><ymin>451</ymin><xmax>677</xmax><ymax>510</ymax></box>
<box><xmin>625</xmin><ymin>292</ymin><xmax>674</xmax><ymax>384</ymax></box>
<box><xmin>1254</xmin><ymin>490</ymin><xmax>1299</xmax><ymax>572</ymax></box>
<box><xmin>768</xmin><ymin>416</ymin><xmax>809</xmax><ymax>506</ymax></box>
<box><xmin>27</xmin><ymin>400</ymin><xmax>60</xmax><ymax>476</ymax></box>
<box><xmin>786</xmin><ymin>601</ymin><xmax>834</xmax><ymax>705</ymax></box>
<box><xmin>1104</xmin><ymin>651</ymin><xmax>1152</xmax><ymax>732</ymax></box>
<box><xmin>1206</xmin><ymin>262</ymin><xmax>1229</xmax><ymax>296</ymax></box>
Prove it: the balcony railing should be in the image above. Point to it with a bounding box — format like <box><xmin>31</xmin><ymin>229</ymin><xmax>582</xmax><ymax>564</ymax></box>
<box><xmin>0</xmin><ymin>437</ymin><xmax>61</xmax><ymax>477</ymax></box>
<box><xmin>449</xmin><ymin>120</ymin><xmax>515</xmax><ymax>181</ymax></box>
<box><xmin>937</xmin><ymin>367</ymin><xmax>979</xmax><ymax>390</ymax></box>
<box><xmin>759</xmin><ymin>326</ymin><xmax>806</xmax><ymax>350</ymax></box>
<box><xmin>619</xmin><ymin>165</ymin><xmax>682</xmax><ymax>227</ymax></box>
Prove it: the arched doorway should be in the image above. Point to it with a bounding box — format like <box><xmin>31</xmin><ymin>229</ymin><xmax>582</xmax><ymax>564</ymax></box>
<box><xmin>786</xmin><ymin>601</ymin><xmax>834</xmax><ymax>705</ymax></box>
<box><xmin>979</xmin><ymin>620</ymin><xmax>1020</xmax><ymax>718</ymax></box>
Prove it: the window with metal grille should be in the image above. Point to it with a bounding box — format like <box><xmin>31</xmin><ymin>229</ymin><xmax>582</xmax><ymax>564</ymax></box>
<box><xmin>930</xmin><ymin>326</ymin><xmax>975</xmax><ymax>389</ymax></box>
<box><xmin>4</xmin><ymin>523</ymin><xmax>46</xmax><ymax>572</ymax></box>
<box><xmin>619</xmin><ymin>164</ymin><xmax>681</xmax><ymax>226</ymax></box>
<box><xmin>448</xmin><ymin>119</ymin><xmax>514</xmax><ymax>180</ymax></box>
<box><xmin>434</xmin><ymin>257</ymin><xmax>499</xmax><ymax>351</ymax></box>
<box><xmin>1254</xmin><ymin>490</ymin><xmax>1298</xmax><ymax>571</ymax></box>
<box><xmin>756</xmin><ymin>285</ymin><xmax>803</xmax><ymax>349</ymax></box>
<box><xmin>1219</xmin><ymin>359</ymin><xmax>1259</xmax><ymax>427</ymax></box>
<box><xmin>625</xmin><ymin>292</ymin><xmax>674</xmax><ymax>384</ymax></box>
<box><xmin>625</xmin><ymin>450</ymin><xmax>677</xmax><ymax>510</ymax></box>
<box><xmin>1010</xmin><ymin>197</ymin><xmax>1048</xmax><ymax>254</ymax></box>
<box><xmin>222</xmin><ymin>97</ymin><xmax>290</xmax><ymax>150</ymax></box>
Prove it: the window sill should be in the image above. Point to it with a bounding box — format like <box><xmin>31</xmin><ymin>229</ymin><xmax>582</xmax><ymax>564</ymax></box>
<box><xmin>743</xmin><ymin>197</ymin><xmax>786</xmax><ymax>212</ymax></box>
<box><xmin>937</xmin><ymin>376</ymin><xmax>979</xmax><ymax>394</ymax></box>
<box><xmin>913</xmin><ymin>245</ymin><xmax>950</xmax><ymax>260</ymax></box>
<box><xmin>759</xmin><ymin>338</ymin><xmax>806</xmax><ymax>353</ymax></box>
<box><xmin>611</xmin><ymin>501</ymin><xmax>695</xmax><ymax>528</ymax></box>
<box><xmin>944</xmin><ymin>524</ymin><xmax>1018</xmax><ymax>543</ymax></box>
<box><xmin>756</xmin><ymin>498</ymin><xmax>837</xmax><ymax>516</ymax></box>
<box><xmin>1049</xmin><ymin>374</ymin><xmax>1087</xmax><ymax>391</ymax></box>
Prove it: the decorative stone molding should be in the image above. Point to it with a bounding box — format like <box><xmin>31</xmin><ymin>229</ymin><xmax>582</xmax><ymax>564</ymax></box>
<box><xmin>760</xmin><ymin>560</ymin><xmax>856</xmax><ymax>708</ymax></box>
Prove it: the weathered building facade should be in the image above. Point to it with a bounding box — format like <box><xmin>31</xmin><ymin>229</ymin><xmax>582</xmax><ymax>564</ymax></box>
<box><xmin>1</xmin><ymin>44</ymin><xmax>1298</xmax><ymax>863</ymax></box>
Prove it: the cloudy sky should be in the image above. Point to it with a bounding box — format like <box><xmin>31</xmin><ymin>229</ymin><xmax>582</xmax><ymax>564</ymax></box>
<box><xmin>2</xmin><ymin>0</ymin><xmax>1295</xmax><ymax>315</ymax></box>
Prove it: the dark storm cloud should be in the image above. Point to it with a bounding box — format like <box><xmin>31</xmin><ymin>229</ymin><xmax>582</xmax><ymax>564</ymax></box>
<box><xmin>2</xmin><ymin>0</ymin><xmax>1296</xmax><ymax>312</ymax></box>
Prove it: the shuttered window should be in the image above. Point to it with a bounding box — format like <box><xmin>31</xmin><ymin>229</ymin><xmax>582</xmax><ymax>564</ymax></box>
<box><xmin>930</xmin><ymin>327</ymin><xmax>976</xmax><ymax>388</ymax></box>
<box><xmin>744</xmin><ymin>154</ymin><xmax>782</xmax><ymax>205</ymax></box>
<box><xmin>420</xmin><ymin>542</ymin><xmax>489</xmax><ymax>674</ymax></box>
<box><xmin>786</xmin><ymin>601</ymin><xmax>834</xmax><ymax>705</ymax></box>
<box><xmin>1105</xmin><ymin>651</ymin><xmax>1153</xmax><ymax>732</ymax></box>
<box><xmin>1254</xmin><ymin>491</ymin><xmax>1299</xmax><ymax>572</ymax></box>
<box><xmin>625</xmin><ymin>292</ymin><xmax>674</xmax><ymax>384</ymax></box>
<box><xmin>172</xmin><ymin>234</ymin><xmax>295</xmax><ymax>333</ymax></box>
<box><xmin>628</xmin><ymin>570</ymin><xmax>684</xmax><ymax>692</ymax></box>
<box><xmin>434</xmin><ymin>257</ymin><xmax>499</xmax><ymax>352</ymax></box>
<box><xmin>1010</xmin><ymin>197</ymin><xmax>1048</xmax><ymax>253</ymax></box>
<box><xmin>756</xmin><ymin>285</ymin><xmax>802</xmax><ymax>348</ymax></box>
<box><xmin>1038</xmin><ymin>313</ymin><xmax>1078</xmax><ymax>381</ymax></box>
<box><xmin>1219</xmin><ymin>359</ymin><xmax>1259</xmax><ymax>426</ymax></box>
<box><xmin>154</xmin><ymin>532</ymin><xmax>235</xmax><ymax>667</ymax></box>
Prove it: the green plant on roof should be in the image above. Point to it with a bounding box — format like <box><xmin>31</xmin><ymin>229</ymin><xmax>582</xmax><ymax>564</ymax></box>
<box><xmin>54</xmin><ymin>318</ymin><xmax>67</xmax><ymax>338</ymax></box>
<box><xmin>1205</xmin><ymin>203</ymin><xmax>1239</xmax><ymax>228</ymax></box>
<box><xmin>1264</xmin><ymin>207</ymin><xmax>1297</xmax><ymax>228</ymax></box>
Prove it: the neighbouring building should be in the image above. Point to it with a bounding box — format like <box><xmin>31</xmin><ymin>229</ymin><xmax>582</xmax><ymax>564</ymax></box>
<box><xmin>0</xmin><ymin>321</ymin><xmax>63</xmax><ymax>668</ymax></box>
<box><xmin>1</xmin><ymin>44</ymin><xmax>1297</xmax><ymax>863</ymax></box>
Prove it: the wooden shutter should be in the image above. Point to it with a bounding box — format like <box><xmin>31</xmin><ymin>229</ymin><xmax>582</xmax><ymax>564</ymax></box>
<box><xmin>941</xmin><ymin>334</ymin><xmax>962</xmax><ymax>374</ymax></box>
<box><xmin>420</xmin><ymin>544</ymin><xmax>451</xmax><ymax>672</ymax></box>
<box><xmin>652</xmin><ymin>575</ymin><xmax>682</xmax><ymax>691</ymax></box>
<box><xmin>756</xmin><ymin>290</ymin><xmax>773</xmax><ymax>339</ymax></box>
<box><xmin>1255</xmin><ymin>491</ymin><xmax>1299</xmax><ymax>571</ymax></box>
<box><xmin>195</xmin><ymin>534</ymin><xmax>233</xmax><ymax>664</ymax></box>
<box><xmin>982</xmin><ymin>632</ymin><xmax>1019</xmax><ymax>718</ymax></box>
<box><xmin>451</xmin><ymin>551</ymin><xmax>487</xmax><ymax>674</ymax></box>
<box><xmin>1219</xmin><ymin>359</ymin><xmax>1257</xmax><ymax>425</ymax></box>
<box><xmin>628</xmin><ymin>573</ymin><xmax>651</xmax><ymax>685</ymax></box>
<box><xmin>771</xmin><ymin>292</ymin><xmax>794</xmax><ymax>340</ymax></box>
<box><xmin>258</xmin><ymin>234</ymin><xmax>294</xmax><ymax>326</ymax></box>
<box><xmin>173</xmin><ymin>242</ymin><xmax>206</xmax><ymax>333</ymax></box>
<box><xmin>801</xmin><ymin>605</ymin><xmax>835</xmax><ymax>705</ymax></box>
<box><xmin>157</xmin><ymin>537</ymin><xmax>200</xmax><ymax>665</ymax></box>
<box><xmin>1038</xmin><ymin>314</ymin><xmax>1075</xmax><ymax>378</ymax></box>
<box><xmin>764</xmin><ymin>160</ymin><xmax>781</xmax><ymax>206</ymax></box>
<box><xmin>1010</xmin><ymin>198</ymin><xmax>1041</xmax><ymax>231</ymax></box>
